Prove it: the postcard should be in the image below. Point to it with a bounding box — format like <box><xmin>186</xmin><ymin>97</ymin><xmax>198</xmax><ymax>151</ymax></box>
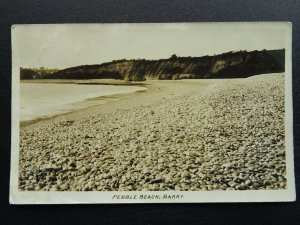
<box><xmin>10</xmin><ymin>22</ymin><xmax>296</xmax><ymax>203</ymax></box>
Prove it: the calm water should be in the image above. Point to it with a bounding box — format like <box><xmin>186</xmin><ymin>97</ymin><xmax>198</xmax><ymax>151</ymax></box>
<box><xmin>20</xmin><ymin>83</ymin><xmax>146</xmax><ymax>121</ymax></box>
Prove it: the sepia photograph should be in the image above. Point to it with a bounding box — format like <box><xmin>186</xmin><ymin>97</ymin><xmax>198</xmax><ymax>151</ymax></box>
<box><xmin>10</xmin><ymin>23</ymin><xmax>295</xmax><ymax>203</ymax></box>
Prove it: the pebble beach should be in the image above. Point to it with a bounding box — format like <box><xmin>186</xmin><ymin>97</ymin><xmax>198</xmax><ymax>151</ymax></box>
<box><xmin>18</xmin><ymin>73</ymin><xmax>286</xmax><ymax>191</ymax></box>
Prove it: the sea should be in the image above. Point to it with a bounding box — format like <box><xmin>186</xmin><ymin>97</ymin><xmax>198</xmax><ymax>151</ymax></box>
<box><xmin>20</xmin><ymin>83</ymin><xmax>146</xmax><ymax>121</ymax></box>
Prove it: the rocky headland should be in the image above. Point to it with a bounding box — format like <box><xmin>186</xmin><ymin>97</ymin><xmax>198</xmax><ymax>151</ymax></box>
<box><xmin>20</xmin><ymin>49</ymin><xmax>285</xmax><ymax>81</ymax></box>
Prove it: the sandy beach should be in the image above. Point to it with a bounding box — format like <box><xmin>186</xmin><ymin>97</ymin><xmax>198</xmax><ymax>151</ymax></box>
<box><xmin>19</xmin><ymin>73</ymin><xmax>286</xmax><ymax>191</ymax></box>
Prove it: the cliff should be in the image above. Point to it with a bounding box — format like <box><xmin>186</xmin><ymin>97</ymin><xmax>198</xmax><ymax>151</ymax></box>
<box><xmin>20</xmin><ymin>49</ymin><xmax>285</xmax><ymax>81</ymax></box>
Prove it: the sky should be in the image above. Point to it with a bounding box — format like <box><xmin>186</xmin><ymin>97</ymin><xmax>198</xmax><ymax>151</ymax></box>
<box><xmin>12</xmin><ymin>23</ymin><xmax>289</xmax><ymax>69</ymax></box>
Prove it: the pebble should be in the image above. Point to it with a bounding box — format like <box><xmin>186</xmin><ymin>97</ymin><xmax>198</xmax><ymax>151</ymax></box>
<box><xmin>19</xmin><ymin>74</ymin><xmax>286</xmax><ymax>191</ymax></box>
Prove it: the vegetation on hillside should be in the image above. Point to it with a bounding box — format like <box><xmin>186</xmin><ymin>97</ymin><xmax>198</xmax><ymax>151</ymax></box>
<box><xmin>20</xmin><ymin>49</ymin><xmax>285</xmax><ymax>81</ymax></box>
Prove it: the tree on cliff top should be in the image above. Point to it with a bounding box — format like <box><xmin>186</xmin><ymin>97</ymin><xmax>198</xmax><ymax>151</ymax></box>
<box><xmin>170</xmin><ymin>54</ymin><xmax>178</xmax><ymax>60</ymax></box>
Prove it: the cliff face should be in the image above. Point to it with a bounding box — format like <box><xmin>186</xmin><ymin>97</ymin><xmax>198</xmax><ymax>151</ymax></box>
<box><xmin>21</xmin><ymin>49</ymin><xmax>285</xmax><ymax>80</ymax></box>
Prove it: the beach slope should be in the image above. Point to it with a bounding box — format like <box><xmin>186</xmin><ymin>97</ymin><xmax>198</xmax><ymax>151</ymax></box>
<box><xmin>19</xmin><ymin>73</ymin><xmax>286</xmax><ymax>191</ymax></box>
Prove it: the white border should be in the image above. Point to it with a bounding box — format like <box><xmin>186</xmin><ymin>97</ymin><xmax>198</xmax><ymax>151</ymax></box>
<box><xmin>10</xmin><ymin>22</ymin><xmax>296</xmax><ymax>204</ymax></box>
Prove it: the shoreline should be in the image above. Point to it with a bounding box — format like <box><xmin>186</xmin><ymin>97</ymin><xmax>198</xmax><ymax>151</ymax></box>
<box><xmin>20</xmin><ymin>88</ymin><xmax>149</xmax><ymax>128</ymax></box>
<box><xmin>20</xmin><ymin>79</ymin><xmax>217</xmax><ymax>130</ymax></box>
